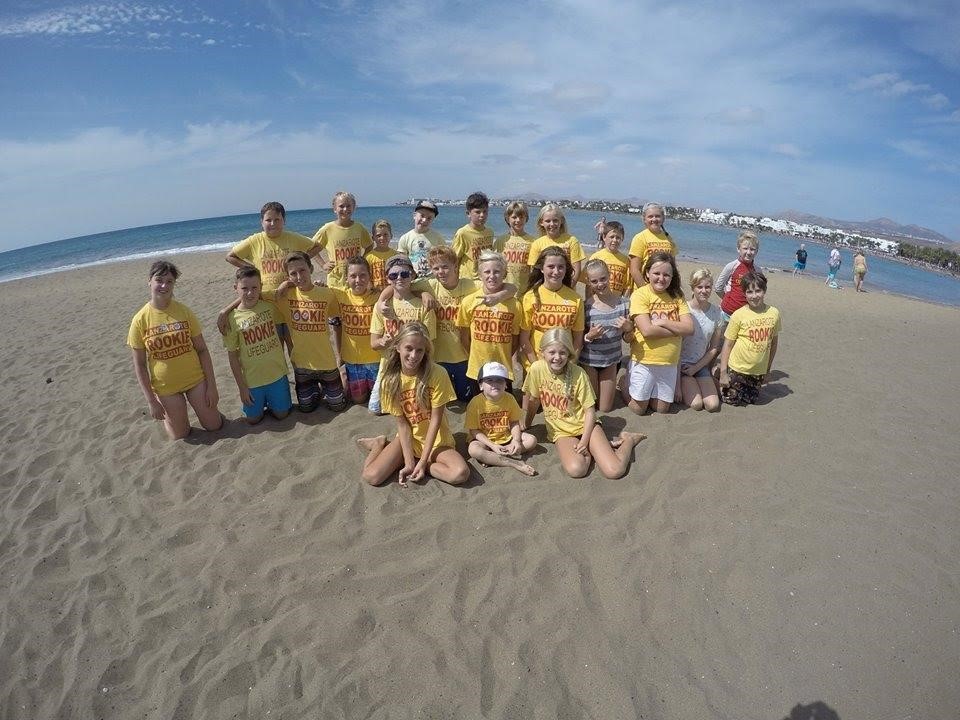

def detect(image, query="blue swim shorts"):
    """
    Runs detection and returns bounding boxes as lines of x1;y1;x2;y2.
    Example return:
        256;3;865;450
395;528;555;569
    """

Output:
243;375;293;419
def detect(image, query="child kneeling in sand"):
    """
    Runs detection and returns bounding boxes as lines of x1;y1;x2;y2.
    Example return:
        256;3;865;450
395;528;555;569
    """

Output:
522;329;645;479
128;260;223;440
357;322;470;487
466;361;538;476
223;267;293;423
719;270;781;406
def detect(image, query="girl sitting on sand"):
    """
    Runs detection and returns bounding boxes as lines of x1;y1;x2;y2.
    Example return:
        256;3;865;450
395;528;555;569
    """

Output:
579;259;633;413
522;328;645;479
678;268;722;412
127;260;223;440
357;322;470;487
622;252;694;415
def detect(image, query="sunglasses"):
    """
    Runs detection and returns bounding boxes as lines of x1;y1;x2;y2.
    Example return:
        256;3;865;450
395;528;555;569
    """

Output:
387;270;412;280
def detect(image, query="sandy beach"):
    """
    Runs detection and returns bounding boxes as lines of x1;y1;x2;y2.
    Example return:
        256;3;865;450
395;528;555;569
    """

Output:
1;252;958;719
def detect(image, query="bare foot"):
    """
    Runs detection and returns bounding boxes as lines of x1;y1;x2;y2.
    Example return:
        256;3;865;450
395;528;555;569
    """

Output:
615;431;648;448
357;435;386;452
507;458;537;476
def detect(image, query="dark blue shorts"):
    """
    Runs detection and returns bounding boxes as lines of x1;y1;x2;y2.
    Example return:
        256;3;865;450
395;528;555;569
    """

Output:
243;375;293;418
440;361;477;402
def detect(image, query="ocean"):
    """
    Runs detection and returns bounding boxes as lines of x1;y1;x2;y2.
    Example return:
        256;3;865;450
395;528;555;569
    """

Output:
1;206;958;307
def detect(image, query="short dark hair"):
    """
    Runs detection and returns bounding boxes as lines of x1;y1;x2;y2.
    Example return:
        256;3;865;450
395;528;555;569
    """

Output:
235;266;261;281
739;270;768;292
466;192;489;211
346;255;370;272
285;251;313;271
260;201;286;219
149;260;180;279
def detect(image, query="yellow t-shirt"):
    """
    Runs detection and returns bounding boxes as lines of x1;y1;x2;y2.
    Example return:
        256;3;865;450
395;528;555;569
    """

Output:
334;288;380;365
587;248;633;296
522;285;585;358
628;228;678;267
223;300;289;388
452;224;495;279
127;300;205;396
265;287;340;371
312;221;372;290
381;363;456;456
527;234;586;266
456;290;523;380
628;285;690;366
365;247;396;291
725;305;782;375
370;296;437;352
522;360;595;442
230;231;317;291
496;232;535;295
465;392;522;445
412;277;478;364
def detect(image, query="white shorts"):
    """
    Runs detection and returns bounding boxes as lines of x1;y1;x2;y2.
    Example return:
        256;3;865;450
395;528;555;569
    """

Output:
628;361;677;403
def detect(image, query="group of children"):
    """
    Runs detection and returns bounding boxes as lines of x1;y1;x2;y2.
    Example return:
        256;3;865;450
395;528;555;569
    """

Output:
127;193;782;484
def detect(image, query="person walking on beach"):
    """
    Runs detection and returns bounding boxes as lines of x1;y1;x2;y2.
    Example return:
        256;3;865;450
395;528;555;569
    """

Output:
826;246;842;287
594;216;606;248
853;250;868;292
793;243;807;276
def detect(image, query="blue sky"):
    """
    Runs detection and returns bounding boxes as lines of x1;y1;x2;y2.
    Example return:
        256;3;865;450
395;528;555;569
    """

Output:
1;0;958;251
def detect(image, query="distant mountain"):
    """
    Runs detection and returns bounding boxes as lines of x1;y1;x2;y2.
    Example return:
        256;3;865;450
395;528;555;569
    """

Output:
778;210;955;247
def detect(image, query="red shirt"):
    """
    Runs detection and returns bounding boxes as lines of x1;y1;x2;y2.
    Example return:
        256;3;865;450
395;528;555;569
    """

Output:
721;261;753;315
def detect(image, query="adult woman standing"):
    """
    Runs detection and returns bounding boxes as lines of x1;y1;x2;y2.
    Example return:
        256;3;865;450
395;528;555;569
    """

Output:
853;250;868;292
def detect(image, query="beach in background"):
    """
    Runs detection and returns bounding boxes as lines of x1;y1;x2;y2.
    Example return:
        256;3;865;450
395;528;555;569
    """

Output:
1;251;957;718
2;206;958;307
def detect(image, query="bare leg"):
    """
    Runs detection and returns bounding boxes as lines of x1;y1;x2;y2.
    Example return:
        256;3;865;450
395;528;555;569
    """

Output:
555;436;591;478
652;398;672;414
185;380;223;431
357;435;403;486
583;364;600;407
157;393;191;440
427;447;471;485
468;441;536;476
619;372;649;414
696;375;721;412
596;364;618;412
590;430;647;479
680;374;704;410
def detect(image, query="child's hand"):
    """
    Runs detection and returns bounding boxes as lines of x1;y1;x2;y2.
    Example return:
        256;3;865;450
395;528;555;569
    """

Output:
586;323;605;342
719;371;730;388
612;316;632;333
377;300;398;321
148;396;166;421
205;385;219;409
573;438;590;456
503;439;521;456
275;280;295;298
398;461;424;486
239;388;254;407
680;363;694;376
323;260;335;273
421;294;438;311
216;310;231;336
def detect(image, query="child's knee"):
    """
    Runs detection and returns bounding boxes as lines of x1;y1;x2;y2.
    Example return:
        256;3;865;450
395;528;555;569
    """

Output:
361;467;386;486
689;397;704;411
704;397;721;412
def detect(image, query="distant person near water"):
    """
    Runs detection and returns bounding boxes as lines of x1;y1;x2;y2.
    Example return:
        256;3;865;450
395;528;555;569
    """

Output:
826;246;842;288
594;216;606;248
793;243;807;276
853;249;868;292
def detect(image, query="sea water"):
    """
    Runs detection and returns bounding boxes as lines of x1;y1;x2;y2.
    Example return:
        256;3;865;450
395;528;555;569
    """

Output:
1;206;957;307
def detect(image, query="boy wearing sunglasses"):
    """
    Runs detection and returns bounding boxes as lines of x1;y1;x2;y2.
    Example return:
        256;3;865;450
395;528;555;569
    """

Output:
367;255;437;414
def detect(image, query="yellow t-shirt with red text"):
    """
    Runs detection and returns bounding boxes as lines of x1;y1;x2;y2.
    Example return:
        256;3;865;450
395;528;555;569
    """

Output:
223;300;289;388
496;232;535;295
628;228;677;267
456;290;523;380
521;360;595;442
312;221;372;290
381;363;456;456
527;234;586;265
522;285;585;358
452;224;495;279
629;285;690;366
412;277;478;364
587;248;633;296
127;300;205;396
265;287;340;371
366;247;396;290
465;392;522;445
334;288;380;365
230;231;317;291
725;305;782;376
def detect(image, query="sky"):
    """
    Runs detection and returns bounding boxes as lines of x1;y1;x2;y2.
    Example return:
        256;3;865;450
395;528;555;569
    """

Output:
1;0;958;251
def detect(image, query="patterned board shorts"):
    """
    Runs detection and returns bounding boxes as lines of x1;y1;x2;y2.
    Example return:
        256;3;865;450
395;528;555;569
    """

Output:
294;367;347;412
721;369;763;406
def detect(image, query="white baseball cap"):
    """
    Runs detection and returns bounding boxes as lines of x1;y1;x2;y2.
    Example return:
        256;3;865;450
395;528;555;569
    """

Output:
478;361;510;382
